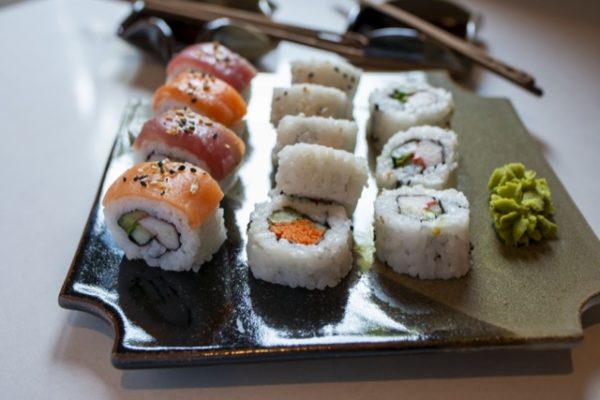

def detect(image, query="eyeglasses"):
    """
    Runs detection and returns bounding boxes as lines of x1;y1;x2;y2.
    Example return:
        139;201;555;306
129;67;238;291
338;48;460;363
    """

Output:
118;0;480;75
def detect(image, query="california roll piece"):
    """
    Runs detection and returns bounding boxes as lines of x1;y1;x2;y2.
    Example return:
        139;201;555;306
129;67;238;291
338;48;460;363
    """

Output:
152;71;246;127
272;114;358;163
270;84;349;125
275;143;368;214
133;108;245;193
166;42;257;93
247;195;352;290
368;82;453;150
376;126;458;189
103;160;226;272
291;59;362;99
374;186;470;279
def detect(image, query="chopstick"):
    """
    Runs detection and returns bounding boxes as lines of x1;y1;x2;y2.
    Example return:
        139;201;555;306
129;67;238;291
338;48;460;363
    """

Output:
140;0;500;80
360;0;543;96
144;0;368;49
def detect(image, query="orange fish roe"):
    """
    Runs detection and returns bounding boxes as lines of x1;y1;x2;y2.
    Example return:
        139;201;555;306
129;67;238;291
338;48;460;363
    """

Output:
269;219;325;245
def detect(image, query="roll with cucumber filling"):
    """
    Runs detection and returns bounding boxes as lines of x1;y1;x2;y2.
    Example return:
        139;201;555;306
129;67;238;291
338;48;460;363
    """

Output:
374;186;470;280
246;195;352;290
103;160;226;272
367;81;454;150
376;126;458;190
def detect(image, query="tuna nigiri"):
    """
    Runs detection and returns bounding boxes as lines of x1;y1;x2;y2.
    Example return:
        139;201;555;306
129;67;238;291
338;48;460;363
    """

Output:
133;108;245;192
152;71;247;127
103;160;226;272
166;42;257;93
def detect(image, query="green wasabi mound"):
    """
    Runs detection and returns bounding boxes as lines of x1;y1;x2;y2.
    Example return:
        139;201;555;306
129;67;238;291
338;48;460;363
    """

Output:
487;163;557;246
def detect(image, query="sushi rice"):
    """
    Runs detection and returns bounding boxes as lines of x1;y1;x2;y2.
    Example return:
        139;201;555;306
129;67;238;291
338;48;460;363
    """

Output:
246;195;352;290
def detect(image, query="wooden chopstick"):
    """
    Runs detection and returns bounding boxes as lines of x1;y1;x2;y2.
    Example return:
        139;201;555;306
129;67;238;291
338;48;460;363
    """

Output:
144;0;368;49
360;0;543;96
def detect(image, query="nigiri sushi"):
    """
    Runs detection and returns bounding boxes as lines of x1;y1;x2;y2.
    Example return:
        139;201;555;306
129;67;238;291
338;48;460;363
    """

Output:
133;108;245;193
103;160;226;272
166;42;257;93
152;71;246;127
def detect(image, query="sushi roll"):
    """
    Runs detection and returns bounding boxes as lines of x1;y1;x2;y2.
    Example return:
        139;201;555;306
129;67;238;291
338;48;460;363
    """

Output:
374;186;470;279
133;108;245;193
291;59;362;99
272;114;358;164
368;82;453;150
275;143;368;214
166;42;257;94
152;71;246;127
102;160;226;272
246;194;352;290
270;84;349;125
376;126;458;190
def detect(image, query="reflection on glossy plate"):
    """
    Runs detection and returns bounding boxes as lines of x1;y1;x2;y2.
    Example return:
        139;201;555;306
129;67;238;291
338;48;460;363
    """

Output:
59;71;600;369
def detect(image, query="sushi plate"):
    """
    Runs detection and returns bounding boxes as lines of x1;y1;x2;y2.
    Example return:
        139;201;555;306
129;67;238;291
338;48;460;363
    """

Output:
59;71;600;369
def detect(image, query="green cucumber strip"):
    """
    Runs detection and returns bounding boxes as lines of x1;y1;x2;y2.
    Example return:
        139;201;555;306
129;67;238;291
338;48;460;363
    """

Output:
129;225;155;246
268;207;326;230
118;210;149;234
391;152;412;168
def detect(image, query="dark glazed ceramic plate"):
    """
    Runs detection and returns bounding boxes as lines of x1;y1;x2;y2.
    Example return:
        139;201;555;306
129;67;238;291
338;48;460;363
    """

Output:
59;72;600;369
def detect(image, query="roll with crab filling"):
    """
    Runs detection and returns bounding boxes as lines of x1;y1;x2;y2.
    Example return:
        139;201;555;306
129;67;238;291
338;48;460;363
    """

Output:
103;160;226;272
152;71;246;128
166;42;257;94
368;81;453;150
246;195;352;290
133;108;245;193
376;126;458;190
374;186;470;279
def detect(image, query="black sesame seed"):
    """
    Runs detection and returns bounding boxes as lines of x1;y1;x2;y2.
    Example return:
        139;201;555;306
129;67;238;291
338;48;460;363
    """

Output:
212;133;217;139
122;177;126;182
178;165;185;171
169;169;175;175
140;181;147;187
190;167;197;173
374;104;380;111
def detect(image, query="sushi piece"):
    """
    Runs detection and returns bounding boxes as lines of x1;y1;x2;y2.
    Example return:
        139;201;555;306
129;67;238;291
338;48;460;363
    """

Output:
102;160;226;272
166;42;257;94
374;186;470;279
368;81;453;150
152;71;246;127
272;114;358;164
275;143;368;214
270;84;349;125
376;126;458;190
246;194;352;290
291;58;362;99
133;108;245;193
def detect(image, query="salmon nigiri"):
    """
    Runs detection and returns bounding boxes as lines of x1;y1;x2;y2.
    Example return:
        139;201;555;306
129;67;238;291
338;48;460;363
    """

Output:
133;108;245;192
152;71;246;127
102;160;226;272
167;42;257;93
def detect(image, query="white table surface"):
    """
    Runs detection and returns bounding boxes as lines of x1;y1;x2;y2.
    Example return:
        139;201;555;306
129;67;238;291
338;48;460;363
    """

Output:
1;0;599;398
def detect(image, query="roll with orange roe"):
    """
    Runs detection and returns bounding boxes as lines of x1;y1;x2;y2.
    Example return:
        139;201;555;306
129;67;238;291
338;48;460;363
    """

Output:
246;194;352;290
